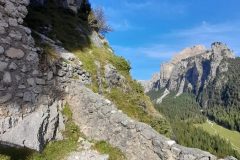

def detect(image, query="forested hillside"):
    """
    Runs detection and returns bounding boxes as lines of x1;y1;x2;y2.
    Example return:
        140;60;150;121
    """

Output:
148;90;240;159
202;57;240;131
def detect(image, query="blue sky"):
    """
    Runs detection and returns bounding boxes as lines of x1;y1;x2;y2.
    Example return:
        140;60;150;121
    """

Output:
91;0;240;80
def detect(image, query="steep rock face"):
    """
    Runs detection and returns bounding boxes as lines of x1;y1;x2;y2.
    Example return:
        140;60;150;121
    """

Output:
30;0;85;13
139;73;161;93
140;45;207;93
142;43;235;105
160;45;206;88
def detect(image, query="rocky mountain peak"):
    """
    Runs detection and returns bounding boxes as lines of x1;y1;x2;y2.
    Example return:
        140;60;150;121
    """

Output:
141;42;235;97
171;45;206;64
211;42;235;59
139;73;160;93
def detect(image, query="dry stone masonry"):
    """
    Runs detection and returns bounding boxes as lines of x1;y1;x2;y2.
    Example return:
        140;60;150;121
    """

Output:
0;0;66;151
0;0;39;105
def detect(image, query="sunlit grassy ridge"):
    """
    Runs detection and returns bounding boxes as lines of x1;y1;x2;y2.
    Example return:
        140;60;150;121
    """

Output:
74;46;172;137
196;121;240;153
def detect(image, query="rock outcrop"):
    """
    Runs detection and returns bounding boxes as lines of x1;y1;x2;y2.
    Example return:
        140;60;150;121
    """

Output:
141;43;235;104
139;73;161;93
0;0;91;151
66;81;233;160
30;0;87;13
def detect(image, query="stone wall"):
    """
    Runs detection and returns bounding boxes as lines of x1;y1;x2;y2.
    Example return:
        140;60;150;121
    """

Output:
0;0;64;151
0;0;41;107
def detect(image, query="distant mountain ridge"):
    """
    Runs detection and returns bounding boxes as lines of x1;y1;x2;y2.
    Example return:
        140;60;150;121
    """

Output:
141;42;240;131
141;42;234;96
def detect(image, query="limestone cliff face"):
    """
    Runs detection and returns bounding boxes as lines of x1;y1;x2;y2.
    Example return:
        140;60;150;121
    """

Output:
142;42;235;105
139;73;161;93
140;45;207;93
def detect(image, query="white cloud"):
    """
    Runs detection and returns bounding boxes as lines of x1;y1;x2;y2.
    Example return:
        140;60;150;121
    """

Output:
112;44;178;59
173;21;240;37
91;0;189;32
112;20;240;61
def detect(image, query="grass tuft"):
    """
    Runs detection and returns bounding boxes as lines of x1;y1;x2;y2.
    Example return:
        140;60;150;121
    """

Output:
93;141;126;160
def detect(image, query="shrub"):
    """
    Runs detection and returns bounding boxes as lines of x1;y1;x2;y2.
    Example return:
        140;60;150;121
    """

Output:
88;7;113;35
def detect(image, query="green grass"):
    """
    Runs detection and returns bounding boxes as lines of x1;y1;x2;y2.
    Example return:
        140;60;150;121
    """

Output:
0;155;9;160
196;121;240;153
93;141;126;160
75;46;172;137
105;88;172;137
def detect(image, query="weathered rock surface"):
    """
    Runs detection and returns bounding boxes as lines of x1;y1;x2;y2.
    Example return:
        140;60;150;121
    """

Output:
139;73;161;93
0;100;64;151
65;81;232;160
91;31;109;48
67;151;109;160
104;63;127;91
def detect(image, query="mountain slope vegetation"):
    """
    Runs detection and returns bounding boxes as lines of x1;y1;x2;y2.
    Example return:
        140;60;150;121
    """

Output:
202;57;240;131
148;90;240;159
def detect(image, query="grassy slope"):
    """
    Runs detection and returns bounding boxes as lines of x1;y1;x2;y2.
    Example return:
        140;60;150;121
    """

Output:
74;46;172;137
25;0;172;137
196;121;240;153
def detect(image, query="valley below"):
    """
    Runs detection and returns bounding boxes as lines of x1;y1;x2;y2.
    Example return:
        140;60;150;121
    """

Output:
196;120;240;153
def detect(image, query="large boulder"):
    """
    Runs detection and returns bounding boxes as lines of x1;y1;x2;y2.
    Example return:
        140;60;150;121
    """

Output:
0;101;64;151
